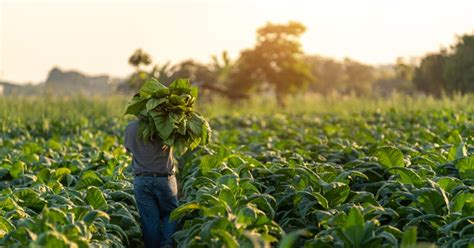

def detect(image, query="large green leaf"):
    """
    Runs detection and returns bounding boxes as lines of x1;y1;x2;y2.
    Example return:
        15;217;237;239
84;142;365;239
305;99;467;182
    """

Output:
447;143;467;161
0;196;18;211
44;207;69;225
30;231;76;248
190;86;198;99
139;78;167;98
168;78;191;94
451;192;474;216
436;177;462;192
145;98;167;112
0;217;15;238
76;170;103;190
199;155;221;174
9;161;26;179
297;190;329;211
400;226;417;248
86;186;108;210
323;182;350;208
455;155;474;180
154;115;175;140
389;167;424;186
218;188;235;209
187;113;203;136
13;188;47;210
53;167;71;181
108;191;135;206
236;205;257;226
376;147;405;168
416;188;449;215
175;136;190;156
82;210;110;226
124;96;147;116
170;202;201;220
341;207;366;247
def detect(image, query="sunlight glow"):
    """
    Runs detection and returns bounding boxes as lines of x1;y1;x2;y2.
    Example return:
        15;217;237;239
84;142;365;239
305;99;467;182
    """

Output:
1;0;473;83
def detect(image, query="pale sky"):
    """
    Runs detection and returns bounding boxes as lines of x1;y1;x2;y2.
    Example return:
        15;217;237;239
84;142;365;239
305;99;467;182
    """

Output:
0;0;473;84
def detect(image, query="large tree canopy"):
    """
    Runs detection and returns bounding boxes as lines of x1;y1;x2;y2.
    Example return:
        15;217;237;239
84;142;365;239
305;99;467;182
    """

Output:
229;21;313;106
127;49;153;91
443;34;474;93
122;28;474;99
414;33;474;96
413;53;447;96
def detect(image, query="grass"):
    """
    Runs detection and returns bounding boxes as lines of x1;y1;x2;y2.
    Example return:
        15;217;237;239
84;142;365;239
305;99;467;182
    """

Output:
4;92;472;121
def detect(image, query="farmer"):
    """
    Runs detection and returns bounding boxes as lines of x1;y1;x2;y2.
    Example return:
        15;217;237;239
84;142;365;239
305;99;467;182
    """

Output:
124;118;178;248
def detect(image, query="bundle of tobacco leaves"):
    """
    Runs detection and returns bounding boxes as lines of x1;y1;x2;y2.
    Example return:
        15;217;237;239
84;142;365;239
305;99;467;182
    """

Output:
125;78;211;155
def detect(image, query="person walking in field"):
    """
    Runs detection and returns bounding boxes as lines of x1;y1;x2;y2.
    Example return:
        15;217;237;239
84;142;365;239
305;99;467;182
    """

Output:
124;119;178;248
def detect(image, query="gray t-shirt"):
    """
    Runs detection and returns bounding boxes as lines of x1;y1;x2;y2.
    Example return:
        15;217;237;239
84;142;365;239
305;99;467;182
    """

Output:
124;120;175;175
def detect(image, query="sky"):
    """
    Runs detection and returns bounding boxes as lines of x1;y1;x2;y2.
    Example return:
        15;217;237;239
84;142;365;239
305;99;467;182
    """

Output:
0;0;473;84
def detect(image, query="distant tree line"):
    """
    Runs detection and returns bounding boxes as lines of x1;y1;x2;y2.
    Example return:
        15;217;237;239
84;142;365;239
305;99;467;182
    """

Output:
123;22;474;105
413;34;474;96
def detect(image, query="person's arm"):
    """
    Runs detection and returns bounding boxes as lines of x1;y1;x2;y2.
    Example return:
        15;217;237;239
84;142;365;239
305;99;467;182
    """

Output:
124;127;131;153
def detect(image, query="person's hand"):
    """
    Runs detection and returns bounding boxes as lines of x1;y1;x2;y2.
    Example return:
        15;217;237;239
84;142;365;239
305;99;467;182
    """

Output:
162;145;168;151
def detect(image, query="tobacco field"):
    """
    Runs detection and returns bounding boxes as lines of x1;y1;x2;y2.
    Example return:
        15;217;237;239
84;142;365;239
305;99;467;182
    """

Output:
0;97;473;247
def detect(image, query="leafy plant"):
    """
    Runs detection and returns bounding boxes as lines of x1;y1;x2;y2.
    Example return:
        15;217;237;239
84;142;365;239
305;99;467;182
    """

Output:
1;96;473;247
125;78;212;155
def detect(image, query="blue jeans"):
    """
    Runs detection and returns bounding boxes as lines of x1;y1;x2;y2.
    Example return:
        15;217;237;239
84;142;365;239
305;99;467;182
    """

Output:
133;175;178;248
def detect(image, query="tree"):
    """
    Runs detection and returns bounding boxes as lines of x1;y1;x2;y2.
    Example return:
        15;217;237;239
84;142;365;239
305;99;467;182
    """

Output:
413;53;447;96
129;49;152;70
127;49;152;90
170;60;215;84
412;32;474;96
170;59;248;100
443;33;474;93
229;21;313;106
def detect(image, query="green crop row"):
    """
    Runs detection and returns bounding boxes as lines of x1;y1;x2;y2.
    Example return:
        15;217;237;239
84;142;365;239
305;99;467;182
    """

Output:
0;113;143;247
173;112;473;247
0;97;473;247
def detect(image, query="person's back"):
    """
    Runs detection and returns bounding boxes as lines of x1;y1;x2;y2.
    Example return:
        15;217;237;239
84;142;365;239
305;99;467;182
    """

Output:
124;120;178;248
124;120;175;175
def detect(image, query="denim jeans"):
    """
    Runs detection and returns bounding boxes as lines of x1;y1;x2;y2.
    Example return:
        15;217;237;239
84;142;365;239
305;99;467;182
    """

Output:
133;175;178;248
